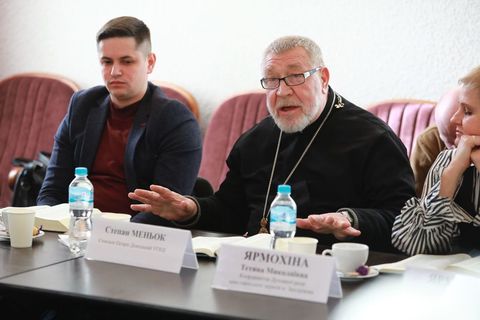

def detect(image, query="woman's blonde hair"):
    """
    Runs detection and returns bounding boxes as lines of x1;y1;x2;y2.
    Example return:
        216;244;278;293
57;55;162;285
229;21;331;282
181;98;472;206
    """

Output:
459;65;480;92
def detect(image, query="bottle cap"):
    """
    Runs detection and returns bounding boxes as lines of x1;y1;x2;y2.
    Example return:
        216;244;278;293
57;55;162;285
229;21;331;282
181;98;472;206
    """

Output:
277;184;291;194
75;167;88;176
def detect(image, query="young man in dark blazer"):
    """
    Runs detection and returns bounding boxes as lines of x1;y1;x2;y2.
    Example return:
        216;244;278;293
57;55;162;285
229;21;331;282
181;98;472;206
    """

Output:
38;16;201;226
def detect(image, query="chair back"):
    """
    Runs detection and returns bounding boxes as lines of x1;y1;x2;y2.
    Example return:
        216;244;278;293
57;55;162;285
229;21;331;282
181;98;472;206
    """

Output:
199;91;268;191
367;99;436;157
0;73;79;207
152;80;200;121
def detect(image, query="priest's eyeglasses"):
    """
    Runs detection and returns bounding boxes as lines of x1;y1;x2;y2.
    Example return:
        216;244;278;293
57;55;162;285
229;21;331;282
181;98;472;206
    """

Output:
260;67;321;90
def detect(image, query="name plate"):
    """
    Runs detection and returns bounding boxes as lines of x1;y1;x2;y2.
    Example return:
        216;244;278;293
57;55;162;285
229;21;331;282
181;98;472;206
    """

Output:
85;218;198;273
212;244;341;303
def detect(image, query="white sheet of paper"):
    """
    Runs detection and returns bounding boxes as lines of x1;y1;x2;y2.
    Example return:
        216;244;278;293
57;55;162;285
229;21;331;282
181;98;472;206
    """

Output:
212;243;341;303
85;218;198;273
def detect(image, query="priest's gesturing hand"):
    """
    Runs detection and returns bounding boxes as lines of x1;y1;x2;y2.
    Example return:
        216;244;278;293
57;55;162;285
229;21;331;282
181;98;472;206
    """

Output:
296;213;361;240
128;185;197;222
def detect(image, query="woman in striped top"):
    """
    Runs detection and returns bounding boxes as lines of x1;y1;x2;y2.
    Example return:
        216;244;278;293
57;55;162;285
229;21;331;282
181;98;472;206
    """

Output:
392;66;480;255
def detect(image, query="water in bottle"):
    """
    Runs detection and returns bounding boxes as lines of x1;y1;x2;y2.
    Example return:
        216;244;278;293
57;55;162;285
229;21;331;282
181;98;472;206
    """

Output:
269;184;297;248
68;167;93;255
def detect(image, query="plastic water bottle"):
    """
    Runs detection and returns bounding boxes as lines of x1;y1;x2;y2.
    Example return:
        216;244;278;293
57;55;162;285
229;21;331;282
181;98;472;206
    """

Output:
269;184;297;248
68;167;93;255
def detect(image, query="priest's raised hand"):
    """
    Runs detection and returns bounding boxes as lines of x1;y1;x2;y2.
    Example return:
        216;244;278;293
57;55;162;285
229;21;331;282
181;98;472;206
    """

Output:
128;185;197;223
296;213;361;240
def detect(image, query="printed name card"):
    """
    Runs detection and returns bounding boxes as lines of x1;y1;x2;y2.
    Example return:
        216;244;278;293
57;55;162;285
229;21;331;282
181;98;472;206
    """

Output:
85;218;198;273
212;244;342;303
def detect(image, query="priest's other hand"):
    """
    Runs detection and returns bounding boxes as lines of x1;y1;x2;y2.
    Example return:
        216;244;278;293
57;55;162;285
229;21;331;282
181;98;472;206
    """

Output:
296;213;361;240
128;185;197;222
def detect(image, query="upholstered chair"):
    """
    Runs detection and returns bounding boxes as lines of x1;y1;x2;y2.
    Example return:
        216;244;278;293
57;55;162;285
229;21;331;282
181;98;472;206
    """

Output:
199;91;268;191
367;99;436;157
0;73;79;207
152;80;200;121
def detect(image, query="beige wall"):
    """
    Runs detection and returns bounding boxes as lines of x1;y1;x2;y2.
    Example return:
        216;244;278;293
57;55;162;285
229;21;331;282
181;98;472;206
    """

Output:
1;0;479;130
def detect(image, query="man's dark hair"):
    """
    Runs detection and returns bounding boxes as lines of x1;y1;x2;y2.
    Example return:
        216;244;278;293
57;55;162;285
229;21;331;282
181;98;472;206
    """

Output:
96;16;151;53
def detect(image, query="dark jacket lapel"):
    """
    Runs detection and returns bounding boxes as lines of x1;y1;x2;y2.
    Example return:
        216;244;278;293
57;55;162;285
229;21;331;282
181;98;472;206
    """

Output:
124;84;155;190
79;96;109;168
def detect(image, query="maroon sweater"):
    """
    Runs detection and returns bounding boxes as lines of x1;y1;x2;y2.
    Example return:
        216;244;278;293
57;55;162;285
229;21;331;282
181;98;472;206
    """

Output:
89;102;140;215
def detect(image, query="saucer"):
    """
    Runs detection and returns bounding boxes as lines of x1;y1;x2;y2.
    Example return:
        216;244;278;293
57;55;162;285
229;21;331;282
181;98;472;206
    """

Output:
0;230;45;241
337;267;379;281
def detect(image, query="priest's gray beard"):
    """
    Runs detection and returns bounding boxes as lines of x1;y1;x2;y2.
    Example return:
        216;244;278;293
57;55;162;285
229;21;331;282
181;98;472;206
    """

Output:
267;102;322;133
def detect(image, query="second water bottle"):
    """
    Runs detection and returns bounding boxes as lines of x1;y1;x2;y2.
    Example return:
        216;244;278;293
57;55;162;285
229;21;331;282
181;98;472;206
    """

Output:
269;184;297;248
68;167;93;255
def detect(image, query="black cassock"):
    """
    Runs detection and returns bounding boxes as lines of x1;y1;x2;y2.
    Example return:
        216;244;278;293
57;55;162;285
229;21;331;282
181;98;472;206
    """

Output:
197;87;415;252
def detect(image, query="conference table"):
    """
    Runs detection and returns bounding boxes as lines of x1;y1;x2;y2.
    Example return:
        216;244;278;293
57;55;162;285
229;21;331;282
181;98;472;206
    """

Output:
0;231;75;278
1;231;478;320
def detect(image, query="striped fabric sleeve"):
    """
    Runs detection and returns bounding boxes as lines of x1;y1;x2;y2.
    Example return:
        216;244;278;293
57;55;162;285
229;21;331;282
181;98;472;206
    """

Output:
392;149;475;255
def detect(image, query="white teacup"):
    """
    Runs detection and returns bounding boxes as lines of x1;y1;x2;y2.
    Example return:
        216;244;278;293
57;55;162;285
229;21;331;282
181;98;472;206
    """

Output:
99;212;131;222
274;237;318;255
274;238;290;252
3;207;36;248
322;242;369;273
287;237;318;255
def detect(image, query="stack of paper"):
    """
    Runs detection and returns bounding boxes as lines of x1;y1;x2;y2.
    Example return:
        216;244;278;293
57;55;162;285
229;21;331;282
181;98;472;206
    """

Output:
35;204;71;232
35;204;103;232
373;253;480;277
192;233;273;258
